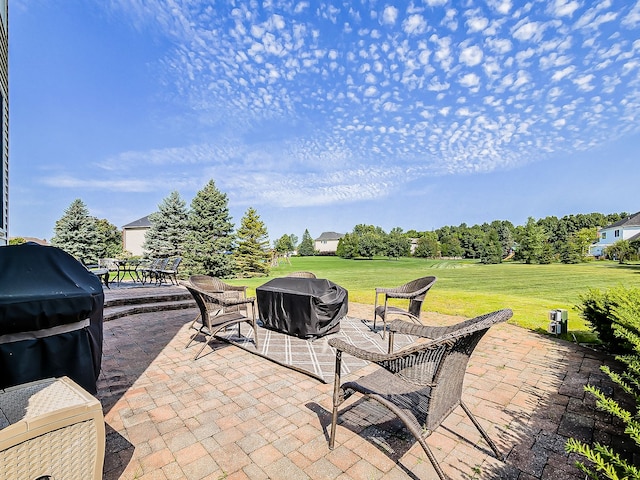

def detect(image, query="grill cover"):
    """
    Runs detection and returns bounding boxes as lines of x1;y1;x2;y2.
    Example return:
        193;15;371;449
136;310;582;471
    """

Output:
256;277;348;339
0;244;104;393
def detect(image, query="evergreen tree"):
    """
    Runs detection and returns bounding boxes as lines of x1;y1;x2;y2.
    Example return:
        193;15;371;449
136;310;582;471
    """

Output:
51;199;101;264
182;180;235;277
234;207;270;277
95;218;123;258
298;229;315;256
143;191;189;258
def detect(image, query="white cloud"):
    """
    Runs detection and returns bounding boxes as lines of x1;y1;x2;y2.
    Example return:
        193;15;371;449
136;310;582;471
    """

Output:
403;14;428;35
551;65;575;81
622;0;640;28
549;0;580;17
487;0;513;15
382;6;398;26
466;16;489;33
486;37;512;54
432;35;453;71
459;73;481;89
459;45;484;66
512;20;544;42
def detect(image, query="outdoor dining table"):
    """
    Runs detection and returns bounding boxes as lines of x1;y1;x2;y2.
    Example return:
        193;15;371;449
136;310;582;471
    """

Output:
256;277;348;339
115;259;142;284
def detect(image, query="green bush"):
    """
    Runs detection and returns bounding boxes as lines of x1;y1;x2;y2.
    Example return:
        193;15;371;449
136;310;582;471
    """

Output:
577;287;636;353
566;286;640;478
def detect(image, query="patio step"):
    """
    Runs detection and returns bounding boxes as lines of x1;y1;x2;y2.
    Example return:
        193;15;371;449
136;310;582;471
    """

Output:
103;290;196;322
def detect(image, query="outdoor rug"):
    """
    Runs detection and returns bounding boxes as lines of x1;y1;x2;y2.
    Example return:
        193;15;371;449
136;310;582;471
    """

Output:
214;316;417;383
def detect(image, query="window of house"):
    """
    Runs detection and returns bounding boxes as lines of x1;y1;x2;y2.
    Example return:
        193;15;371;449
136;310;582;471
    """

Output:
601;232;606;239
615;230;620;237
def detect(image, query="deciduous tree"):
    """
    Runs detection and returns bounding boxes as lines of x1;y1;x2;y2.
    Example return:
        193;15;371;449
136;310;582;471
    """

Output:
385;227;411;259
96;218;123;258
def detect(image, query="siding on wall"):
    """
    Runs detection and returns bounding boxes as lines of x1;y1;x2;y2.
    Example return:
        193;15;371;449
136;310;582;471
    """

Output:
0;0;8;245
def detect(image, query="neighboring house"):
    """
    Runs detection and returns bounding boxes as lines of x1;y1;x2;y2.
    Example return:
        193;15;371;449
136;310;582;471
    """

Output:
589;211;640;257
314;231;344;254
122;215;151;256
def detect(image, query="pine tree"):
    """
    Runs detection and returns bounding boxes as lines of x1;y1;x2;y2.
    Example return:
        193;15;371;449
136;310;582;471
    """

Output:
234;207;270;277
298;229;315;256
182;180;235;277
143;191;189;258
51;199;101;264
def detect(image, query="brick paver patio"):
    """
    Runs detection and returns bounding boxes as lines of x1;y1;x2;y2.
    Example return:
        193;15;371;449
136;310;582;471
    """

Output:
99;285;626;479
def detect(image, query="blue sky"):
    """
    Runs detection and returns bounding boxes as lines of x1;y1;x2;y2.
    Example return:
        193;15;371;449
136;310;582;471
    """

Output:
9;0;640;244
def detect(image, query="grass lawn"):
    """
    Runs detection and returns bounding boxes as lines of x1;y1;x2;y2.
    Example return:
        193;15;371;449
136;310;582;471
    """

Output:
227;256;640;342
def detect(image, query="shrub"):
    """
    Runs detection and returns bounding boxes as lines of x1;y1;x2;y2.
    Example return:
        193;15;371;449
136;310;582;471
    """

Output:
577;287;635;353
566;286;640;478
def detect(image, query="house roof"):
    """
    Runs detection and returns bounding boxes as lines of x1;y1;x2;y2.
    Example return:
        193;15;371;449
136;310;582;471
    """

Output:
629;232;640;243
315;231;344;241
123;215;152;229
604;211;640;229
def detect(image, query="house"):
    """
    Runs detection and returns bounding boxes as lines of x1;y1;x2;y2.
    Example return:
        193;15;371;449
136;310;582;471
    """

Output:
122;215;151;256
314;231;344;254
589;211;640;257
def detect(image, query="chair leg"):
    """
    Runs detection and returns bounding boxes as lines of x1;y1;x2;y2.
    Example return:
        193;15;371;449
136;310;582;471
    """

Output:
329;350;343;450
460;401;504;461
415;436;448;480
193;333;211;360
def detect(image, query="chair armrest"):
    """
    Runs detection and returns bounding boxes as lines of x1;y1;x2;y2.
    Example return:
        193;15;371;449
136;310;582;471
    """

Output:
223;295;256;307
375;287;399;295
388;319;441;338
381;290;419;299
226;284;247;292
328;338;393;362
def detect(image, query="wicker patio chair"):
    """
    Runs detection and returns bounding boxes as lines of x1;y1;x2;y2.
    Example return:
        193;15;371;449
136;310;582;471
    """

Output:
187;275;250;331
373;276;437;337
286;271;317;278
189;275;248;301
329;308;513;480
184;281;258;360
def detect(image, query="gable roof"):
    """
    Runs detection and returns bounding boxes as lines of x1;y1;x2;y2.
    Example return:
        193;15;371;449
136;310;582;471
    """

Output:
315;231;344;241
604;211;640;229
123;215;152;229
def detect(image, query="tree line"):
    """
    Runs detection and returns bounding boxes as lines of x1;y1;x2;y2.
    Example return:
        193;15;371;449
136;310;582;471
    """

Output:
47;180;274;278
38;182;636;279
333;212;636;264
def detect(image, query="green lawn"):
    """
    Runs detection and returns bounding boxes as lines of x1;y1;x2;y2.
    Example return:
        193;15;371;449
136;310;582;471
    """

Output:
226;257;640;342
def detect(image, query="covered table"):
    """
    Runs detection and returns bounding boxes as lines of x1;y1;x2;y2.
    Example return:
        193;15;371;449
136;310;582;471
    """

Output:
256;277;348;339
0;244;104;394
